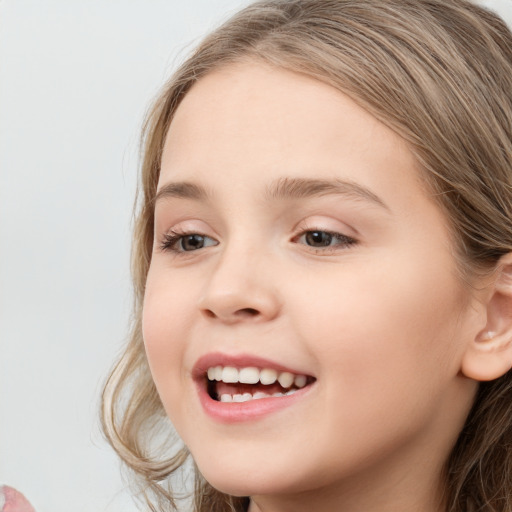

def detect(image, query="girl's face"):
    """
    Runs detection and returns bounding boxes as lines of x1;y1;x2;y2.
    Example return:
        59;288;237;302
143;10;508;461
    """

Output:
143;62;482;509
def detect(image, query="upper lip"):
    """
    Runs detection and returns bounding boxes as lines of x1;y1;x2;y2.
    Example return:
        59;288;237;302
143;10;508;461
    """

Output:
192;352;313;380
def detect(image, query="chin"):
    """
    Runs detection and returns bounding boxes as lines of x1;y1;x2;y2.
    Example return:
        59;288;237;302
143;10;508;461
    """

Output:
194;454;310;498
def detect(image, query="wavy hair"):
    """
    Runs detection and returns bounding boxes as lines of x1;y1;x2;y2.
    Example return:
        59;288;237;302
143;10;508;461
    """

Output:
101;1;512;510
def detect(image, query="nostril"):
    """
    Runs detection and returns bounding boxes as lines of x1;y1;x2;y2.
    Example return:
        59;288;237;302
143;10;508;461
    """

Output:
237;307;260;317
201;306;261;321
201;307;260;320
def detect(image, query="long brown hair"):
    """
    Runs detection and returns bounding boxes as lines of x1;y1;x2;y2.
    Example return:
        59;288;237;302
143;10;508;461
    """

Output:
101;1;512;510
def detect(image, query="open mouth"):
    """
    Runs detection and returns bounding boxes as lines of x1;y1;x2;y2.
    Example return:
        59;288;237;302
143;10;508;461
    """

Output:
206;366;315;403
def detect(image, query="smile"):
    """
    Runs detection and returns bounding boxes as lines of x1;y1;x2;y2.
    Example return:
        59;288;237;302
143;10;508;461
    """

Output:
207;366;309;403
193;353;316;422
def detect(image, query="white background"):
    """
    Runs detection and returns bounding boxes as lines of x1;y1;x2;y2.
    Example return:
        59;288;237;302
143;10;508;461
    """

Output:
0;1;510;511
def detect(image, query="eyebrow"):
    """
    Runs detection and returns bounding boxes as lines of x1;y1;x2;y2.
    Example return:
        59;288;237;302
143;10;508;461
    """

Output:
154;181;211;204
265;177;389;211
154;177;389;211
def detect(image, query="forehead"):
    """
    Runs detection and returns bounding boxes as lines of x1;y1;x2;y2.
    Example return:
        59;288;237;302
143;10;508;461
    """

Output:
160;61;425;213
165;61;406;159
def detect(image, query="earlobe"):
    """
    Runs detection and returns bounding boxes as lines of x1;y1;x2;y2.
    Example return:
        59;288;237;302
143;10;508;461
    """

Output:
461;253;512;382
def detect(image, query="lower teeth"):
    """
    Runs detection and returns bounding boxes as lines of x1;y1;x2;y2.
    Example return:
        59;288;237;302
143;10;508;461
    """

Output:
219;389;297;403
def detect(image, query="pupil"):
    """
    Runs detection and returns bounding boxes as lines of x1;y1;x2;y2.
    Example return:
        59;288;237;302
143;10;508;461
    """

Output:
182;234;205;251
306;231;332;247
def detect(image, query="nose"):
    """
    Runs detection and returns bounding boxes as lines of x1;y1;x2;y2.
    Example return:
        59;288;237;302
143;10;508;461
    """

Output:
197;245;282;324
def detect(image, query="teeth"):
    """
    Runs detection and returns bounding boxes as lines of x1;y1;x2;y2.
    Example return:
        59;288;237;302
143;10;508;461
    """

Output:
294;375;307;388
260;368;278;385
207;365;309;389
221;366;239;383
239;367;260;384
233;393;253;403
218;389;297;403
277;372;294;388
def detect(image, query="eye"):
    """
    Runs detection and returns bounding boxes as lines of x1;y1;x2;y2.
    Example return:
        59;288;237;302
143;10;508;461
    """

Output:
294;229;357;250
160;230;219;253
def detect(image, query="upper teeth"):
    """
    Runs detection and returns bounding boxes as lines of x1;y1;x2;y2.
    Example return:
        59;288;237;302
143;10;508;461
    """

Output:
207;366;308;389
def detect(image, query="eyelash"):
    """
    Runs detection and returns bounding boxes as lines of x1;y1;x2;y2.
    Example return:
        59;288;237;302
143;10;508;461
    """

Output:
159;229;216;253
159;227;357;254
293;228;357;253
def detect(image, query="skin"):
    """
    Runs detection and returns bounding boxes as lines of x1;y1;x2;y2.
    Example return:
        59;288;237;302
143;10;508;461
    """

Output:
1;486;36;512
142;61;488;512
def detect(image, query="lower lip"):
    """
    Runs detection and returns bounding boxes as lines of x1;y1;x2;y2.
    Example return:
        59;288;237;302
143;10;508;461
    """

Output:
196;381;313;423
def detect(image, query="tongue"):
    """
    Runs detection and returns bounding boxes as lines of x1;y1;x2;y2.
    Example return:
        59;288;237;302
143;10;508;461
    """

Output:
216;381;287;396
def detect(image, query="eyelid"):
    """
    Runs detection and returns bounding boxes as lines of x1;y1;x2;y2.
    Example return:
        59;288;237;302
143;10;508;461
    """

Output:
293;228;357;246
291;219;359;252
294;213;359;235
158;227;219;253
155;216;358;255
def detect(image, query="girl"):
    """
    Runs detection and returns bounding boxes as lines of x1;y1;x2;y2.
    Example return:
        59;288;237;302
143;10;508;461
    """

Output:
101;1;512;511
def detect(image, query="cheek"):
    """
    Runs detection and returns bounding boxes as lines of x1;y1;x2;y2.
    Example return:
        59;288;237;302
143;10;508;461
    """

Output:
290;251;466;411
142;274;206;436
275;255;471;476
142;269;196;400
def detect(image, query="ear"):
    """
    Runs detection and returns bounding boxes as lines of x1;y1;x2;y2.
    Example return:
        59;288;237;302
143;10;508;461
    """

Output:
461;253;512;382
